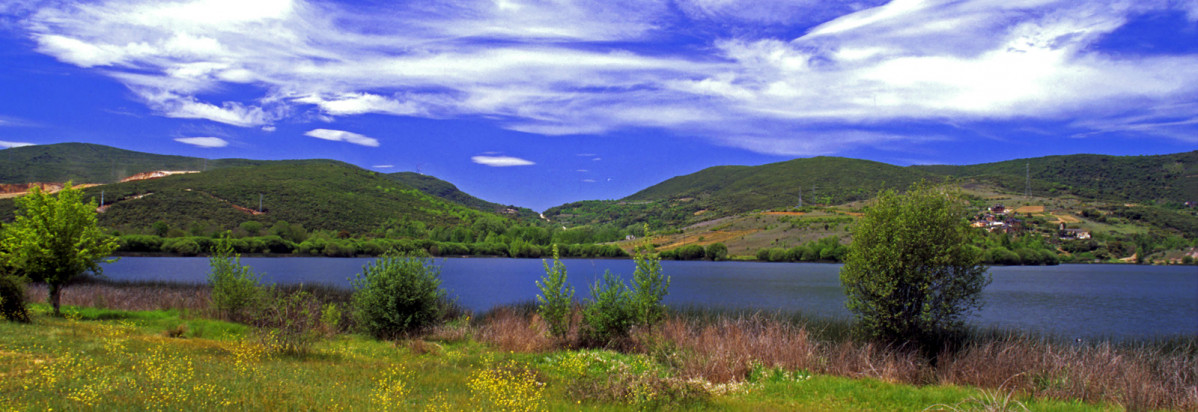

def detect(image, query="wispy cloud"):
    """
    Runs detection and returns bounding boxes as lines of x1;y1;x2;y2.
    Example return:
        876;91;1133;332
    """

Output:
15;0;1198;155
174;136;228;147
304;128;380;147
372;164;394;169
472;155;535;167
0;140;34;148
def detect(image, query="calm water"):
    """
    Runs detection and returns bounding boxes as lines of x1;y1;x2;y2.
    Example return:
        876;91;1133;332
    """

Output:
97;257;1198;340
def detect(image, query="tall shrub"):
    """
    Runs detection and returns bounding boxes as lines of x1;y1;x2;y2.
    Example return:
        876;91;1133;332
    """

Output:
581;271;634;346
0;272;30;322
208;232;265;321
629;250;669;327
536;245;573;340
352;255;446;339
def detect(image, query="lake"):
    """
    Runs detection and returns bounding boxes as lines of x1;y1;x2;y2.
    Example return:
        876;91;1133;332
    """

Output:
97;257;1198;340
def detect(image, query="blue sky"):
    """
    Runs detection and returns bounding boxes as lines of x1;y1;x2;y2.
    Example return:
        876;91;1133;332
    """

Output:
0;0;1196;211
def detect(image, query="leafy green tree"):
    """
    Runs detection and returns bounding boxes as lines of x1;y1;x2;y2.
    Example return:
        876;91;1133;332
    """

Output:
840;182;989;348
706;243;728;261
537;245;574;340
0;183;118;315
240;221;264;237
152;220;170;237
629;250;669;327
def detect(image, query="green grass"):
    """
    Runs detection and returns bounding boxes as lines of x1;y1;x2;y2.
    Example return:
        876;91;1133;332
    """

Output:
0;304;1120;411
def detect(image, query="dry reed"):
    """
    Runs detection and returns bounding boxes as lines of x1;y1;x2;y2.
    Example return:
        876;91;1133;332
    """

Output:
26;281;211;313
475;307;555;353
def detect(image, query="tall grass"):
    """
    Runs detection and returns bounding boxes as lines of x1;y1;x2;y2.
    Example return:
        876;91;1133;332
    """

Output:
480;305;1198;410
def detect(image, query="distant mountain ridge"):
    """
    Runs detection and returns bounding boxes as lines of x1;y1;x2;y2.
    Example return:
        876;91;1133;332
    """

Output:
73;160;491;234
546;151;1197;229
913;151;1198;204
0;143;533;219
0;143;263;183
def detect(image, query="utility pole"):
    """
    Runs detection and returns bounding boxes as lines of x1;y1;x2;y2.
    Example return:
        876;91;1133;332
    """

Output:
798;185;802;208
1025;162;1030;198
258;193;263;213
100;190;104;206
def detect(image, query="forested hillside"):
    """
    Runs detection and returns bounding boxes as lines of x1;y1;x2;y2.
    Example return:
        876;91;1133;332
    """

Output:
386;172;539;220
72;161;489;235
915;151;1198;204
547;157;937;229
0;143;535;219
0;143;263;183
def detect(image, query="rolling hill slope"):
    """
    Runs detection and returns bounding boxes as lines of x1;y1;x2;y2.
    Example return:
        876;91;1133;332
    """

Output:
74;160;494;234
546;157;939;228
913;151;1198;203
0;143;535;219
386;172;539;220
0;143;263;183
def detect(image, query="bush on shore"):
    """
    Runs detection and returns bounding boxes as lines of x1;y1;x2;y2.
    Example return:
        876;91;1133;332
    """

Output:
351;255;447;339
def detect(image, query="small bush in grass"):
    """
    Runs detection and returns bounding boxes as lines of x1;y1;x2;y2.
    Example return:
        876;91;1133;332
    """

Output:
319;302;343;336
536;245;573;341
581;271;635;346
254;290;323;354
208;232;265;322
0;273;30;322
352;255;446;339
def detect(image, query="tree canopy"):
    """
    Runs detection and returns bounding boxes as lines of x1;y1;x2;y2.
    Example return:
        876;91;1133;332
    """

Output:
0;183;118;315
839;182;989;349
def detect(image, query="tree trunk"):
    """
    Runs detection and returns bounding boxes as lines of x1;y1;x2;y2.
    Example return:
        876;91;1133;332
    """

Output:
49;283;61;316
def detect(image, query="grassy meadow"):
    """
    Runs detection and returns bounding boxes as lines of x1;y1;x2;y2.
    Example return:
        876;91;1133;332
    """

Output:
3;280;1193;411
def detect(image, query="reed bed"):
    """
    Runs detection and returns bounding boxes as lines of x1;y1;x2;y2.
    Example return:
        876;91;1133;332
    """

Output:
26;279;211;313
479;308;1198;411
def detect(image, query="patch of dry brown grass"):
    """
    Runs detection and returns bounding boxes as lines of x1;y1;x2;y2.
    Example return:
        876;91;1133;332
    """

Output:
623;313;1196;410
475;307;556;353
938;338;1198;411
27;281;211;313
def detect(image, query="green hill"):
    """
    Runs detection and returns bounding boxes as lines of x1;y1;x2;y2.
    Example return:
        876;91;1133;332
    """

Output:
546;157;938;228
0;143;263;183
386;172;539;221
0;143;537;219
74;160;494;235
914;151;1198;204
627;156;938;209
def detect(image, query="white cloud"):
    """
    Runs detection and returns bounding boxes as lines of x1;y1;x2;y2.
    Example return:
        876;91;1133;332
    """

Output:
174;136;228;147
133;88;277;127
372;164;394;168
304;128;380;147
0;140;35;148
14;0;1198;155
581;178;597;183
471;155;535;167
